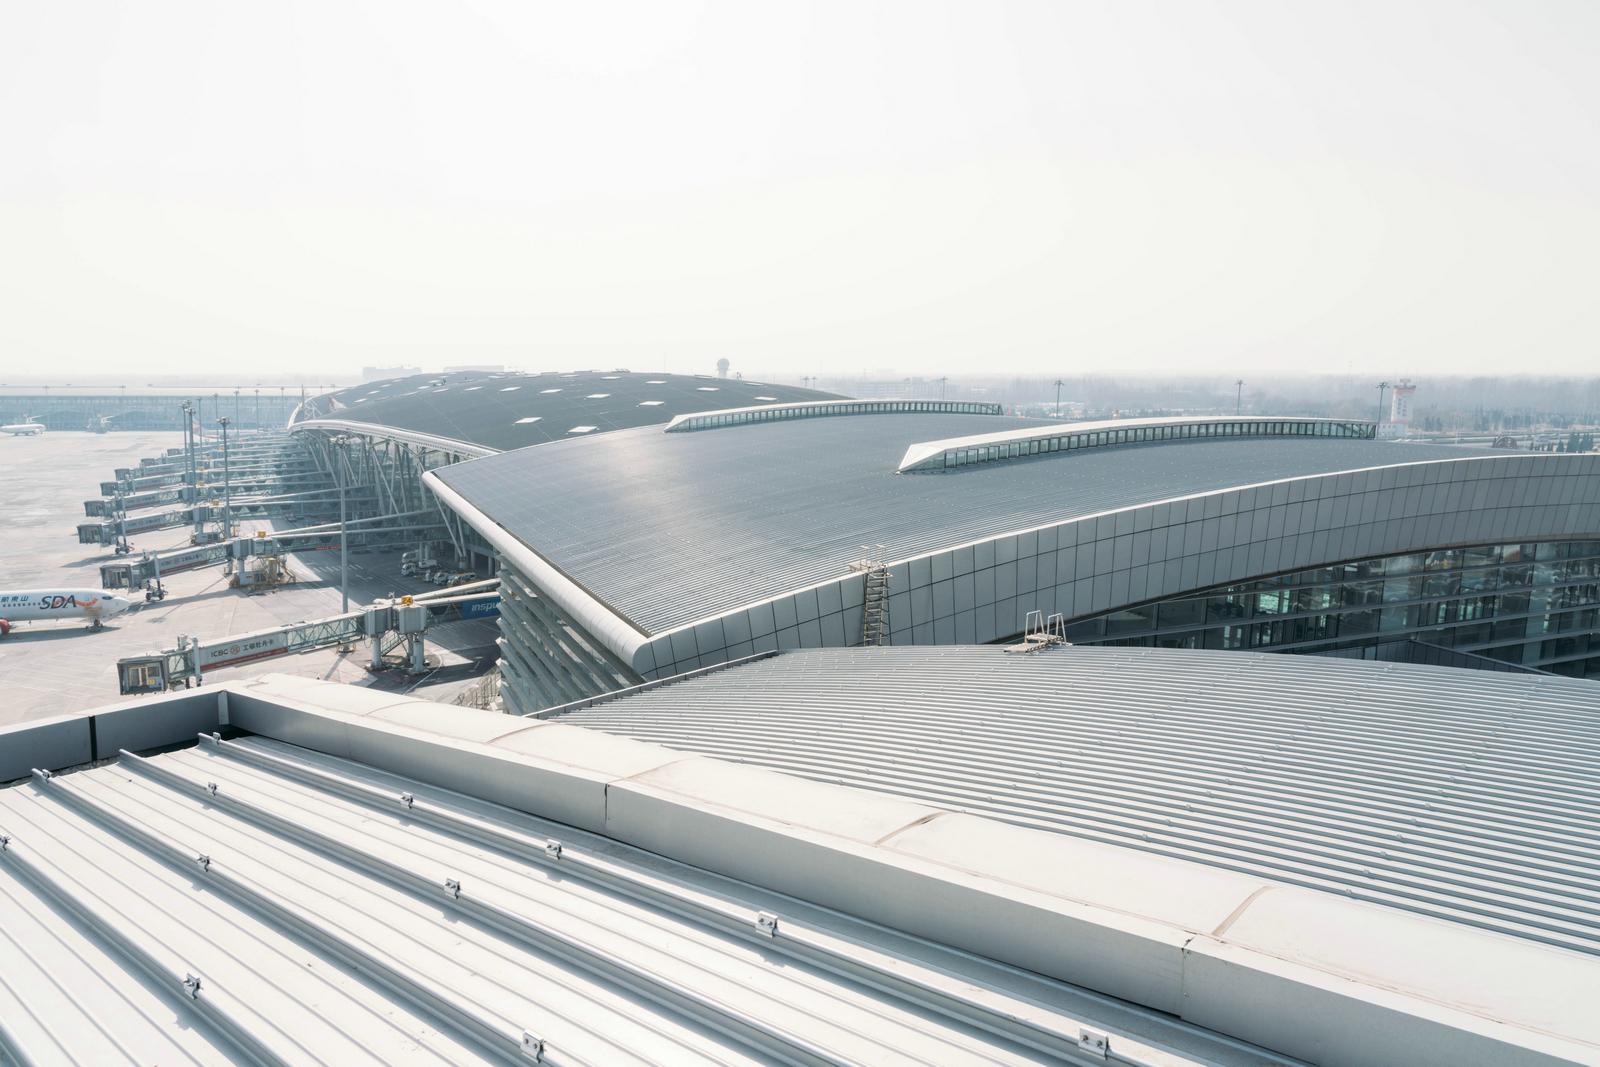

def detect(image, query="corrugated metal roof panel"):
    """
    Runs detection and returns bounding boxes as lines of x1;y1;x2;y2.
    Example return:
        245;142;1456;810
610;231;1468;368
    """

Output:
433;417;1504;632
554;645;1600;957
0;732;1288;1066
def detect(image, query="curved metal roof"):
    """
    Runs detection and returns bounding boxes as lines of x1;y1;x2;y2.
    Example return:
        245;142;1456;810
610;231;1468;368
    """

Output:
432;413;1504;633
294;369;843;452
554;644;1600;958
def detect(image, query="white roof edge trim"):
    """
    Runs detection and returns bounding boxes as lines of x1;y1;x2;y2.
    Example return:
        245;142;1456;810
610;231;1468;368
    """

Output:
292;418;499;458
898;415;1378;472
422;470;649;659
664;398;1003;433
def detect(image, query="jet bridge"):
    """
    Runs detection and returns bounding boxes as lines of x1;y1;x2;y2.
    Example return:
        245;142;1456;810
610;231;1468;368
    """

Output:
115;581;500;693
76;488;379;545
100;472;183;495
77;504;221;544
96;509;447;588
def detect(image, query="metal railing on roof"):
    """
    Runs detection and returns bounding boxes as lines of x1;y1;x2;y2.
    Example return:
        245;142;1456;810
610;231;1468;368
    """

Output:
664;398;1003;433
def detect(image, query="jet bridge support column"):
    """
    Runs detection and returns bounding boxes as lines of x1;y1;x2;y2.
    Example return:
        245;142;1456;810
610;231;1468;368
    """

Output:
397;601;429;675
364;604;389;671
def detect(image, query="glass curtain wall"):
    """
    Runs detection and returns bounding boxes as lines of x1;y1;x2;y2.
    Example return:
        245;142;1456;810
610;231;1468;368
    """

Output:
1058;540;1600;678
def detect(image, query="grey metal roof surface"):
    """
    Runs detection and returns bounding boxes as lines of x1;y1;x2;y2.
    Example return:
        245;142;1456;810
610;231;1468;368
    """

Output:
294;370;842;452
555;645;1600;957
433;415;1501;632
0;732;1279;1067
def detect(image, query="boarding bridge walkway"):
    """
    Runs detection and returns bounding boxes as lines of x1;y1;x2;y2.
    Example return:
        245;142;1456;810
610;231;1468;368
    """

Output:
84;473;334;516
77;487;382;544
96;508;447;588
116;580;500;693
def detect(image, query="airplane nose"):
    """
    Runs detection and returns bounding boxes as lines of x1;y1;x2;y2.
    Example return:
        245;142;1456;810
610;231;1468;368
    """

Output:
107;596;132;615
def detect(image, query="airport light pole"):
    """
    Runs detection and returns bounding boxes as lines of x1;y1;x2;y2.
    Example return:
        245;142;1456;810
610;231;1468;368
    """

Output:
114;491;130;555
218;416;233;540
334;435;351;613
180;400;194;533
179;401;189;489
1235;379;1244;416
1377;381;1390;430
1055;379;1064;418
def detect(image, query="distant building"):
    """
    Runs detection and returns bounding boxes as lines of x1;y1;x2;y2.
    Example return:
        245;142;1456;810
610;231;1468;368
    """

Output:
443;364;505;374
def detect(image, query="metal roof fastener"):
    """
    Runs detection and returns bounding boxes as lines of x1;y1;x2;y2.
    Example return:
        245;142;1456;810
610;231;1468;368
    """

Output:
544;839;563;860
184;973;203;999
519;1030;545;1061
756;911;779;937
444;878;461;900
1077;1027;1109;1058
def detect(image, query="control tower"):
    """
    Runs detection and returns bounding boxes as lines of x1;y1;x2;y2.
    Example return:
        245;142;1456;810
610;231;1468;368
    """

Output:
1381;379;1416;439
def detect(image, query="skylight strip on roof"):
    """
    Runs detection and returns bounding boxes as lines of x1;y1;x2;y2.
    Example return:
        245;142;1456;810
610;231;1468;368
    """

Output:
664;398;1004;434
897;417;1379;474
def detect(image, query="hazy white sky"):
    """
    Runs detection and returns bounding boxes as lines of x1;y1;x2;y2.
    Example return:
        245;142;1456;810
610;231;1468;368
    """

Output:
2;1;1596;380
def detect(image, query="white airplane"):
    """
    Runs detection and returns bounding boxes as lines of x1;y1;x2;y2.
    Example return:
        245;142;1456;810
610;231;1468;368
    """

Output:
2;417;45;436
0;589;132;635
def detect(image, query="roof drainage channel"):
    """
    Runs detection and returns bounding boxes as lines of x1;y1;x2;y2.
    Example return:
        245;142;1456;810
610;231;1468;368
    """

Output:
665;399;1003;433
898;416;1378;473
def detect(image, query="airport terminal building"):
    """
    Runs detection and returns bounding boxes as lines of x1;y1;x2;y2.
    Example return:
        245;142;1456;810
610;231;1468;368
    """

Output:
413;401;1600;712
6;376;1600;1065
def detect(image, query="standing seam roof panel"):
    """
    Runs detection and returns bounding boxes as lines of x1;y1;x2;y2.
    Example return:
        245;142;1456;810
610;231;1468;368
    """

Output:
0;732;1285;1066
554;645;1600;956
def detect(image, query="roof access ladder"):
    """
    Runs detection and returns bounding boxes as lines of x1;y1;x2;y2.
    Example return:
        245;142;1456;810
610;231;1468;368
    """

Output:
849;546;891;646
